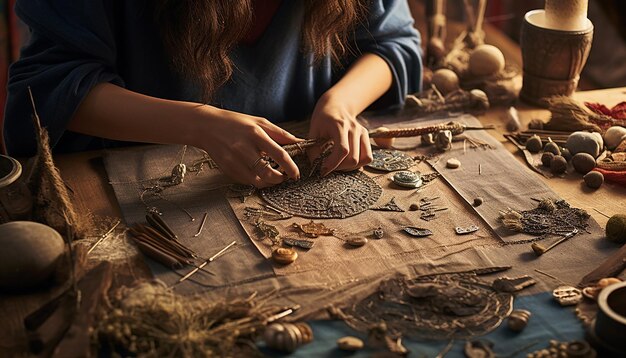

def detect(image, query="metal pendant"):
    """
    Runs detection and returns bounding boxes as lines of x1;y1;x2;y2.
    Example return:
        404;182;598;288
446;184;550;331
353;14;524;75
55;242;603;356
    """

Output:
455;225;480;235
403;227;433;237
293;221;335;238
283;237;315;250
371;197;404;212
391;171;423;189
367;149;414;172
552;285;582;306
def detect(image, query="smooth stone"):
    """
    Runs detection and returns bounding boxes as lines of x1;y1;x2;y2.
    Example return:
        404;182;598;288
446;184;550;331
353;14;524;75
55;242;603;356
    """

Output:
446;158;461;169
409;203;419;211
431;69;459;95
469;44;505;76
604;126;626;150
272;247;298;264
543;142;561;156
525;135;542;153
541;152;554;167
473;197;484;207
0;221;65;290
583;171;604;189
371;127;395;149
550;155;567;174
337;336;364;351
571;153;596;174
347;237;368;247
566;131;603;158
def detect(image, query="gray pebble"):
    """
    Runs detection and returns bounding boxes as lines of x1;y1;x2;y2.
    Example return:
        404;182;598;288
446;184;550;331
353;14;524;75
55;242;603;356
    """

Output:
561;148;572;161
550;155;567;174
446;158;461;169
541;152;554;167
584;171;604;189
571;153;596;174
566;131;603;158
526;135;542;153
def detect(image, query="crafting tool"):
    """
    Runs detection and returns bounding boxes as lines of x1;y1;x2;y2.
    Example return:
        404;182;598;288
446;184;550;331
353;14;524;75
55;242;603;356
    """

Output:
531;229;578;256
193;212;208;237
369;121;495;139
176;240;237;284
504;134;553;178
87;220;121;255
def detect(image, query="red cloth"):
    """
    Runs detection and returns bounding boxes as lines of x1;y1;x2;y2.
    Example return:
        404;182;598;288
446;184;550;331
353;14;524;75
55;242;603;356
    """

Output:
240;0;282;45
585;101;626;120
593;167;626;187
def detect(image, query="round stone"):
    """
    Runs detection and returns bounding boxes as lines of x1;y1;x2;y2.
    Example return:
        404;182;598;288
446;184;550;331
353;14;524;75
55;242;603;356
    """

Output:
446;158;461;169
525;135;542;153
606;214;626;244
571;153;596;174
604;126;626;150
566;131;603;158
0;221;65;290
272;247;298;265
431;68;460;95
435;130;453;151
583;171;604;189
561;148;572;161
409;203;419;211
541;152;554;167
469;44;505;76
337;336;364;351
473;197;484;207
421;133;434;146
392;171;422;188
543;142;561;156
550;155;567;174
347;237;368;247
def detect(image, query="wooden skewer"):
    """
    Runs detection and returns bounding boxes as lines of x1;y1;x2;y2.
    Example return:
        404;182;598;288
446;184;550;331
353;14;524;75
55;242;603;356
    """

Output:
146;213;177;240
135;241;183;269
87;220;121;254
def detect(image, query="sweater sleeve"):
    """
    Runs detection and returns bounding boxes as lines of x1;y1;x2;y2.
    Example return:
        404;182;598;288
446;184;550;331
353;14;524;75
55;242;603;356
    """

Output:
352;0;423;108
3;0;124;157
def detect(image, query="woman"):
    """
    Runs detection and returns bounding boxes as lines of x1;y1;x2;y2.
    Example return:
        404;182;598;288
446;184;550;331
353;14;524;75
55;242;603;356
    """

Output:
4;0;422;187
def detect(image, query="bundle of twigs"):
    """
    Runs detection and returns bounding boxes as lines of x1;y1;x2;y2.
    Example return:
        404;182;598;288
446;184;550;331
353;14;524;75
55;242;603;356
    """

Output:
95;281;288;357
369;121;494;138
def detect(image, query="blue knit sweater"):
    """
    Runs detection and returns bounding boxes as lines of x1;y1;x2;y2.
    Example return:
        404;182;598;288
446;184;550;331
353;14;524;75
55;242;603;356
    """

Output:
4;0;422;156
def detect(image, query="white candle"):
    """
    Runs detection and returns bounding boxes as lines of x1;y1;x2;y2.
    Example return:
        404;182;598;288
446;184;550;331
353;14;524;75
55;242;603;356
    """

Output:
544;0;588;31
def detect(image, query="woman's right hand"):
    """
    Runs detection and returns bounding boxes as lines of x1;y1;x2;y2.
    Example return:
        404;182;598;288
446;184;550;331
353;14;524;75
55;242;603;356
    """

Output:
195;106;301;188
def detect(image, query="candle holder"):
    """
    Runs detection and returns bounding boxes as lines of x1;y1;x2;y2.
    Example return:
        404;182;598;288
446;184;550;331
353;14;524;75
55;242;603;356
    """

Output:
519;9;593;107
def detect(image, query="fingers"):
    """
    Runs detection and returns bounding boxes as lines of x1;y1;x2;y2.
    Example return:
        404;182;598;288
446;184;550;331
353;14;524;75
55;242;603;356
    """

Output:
321;128;350;176
335;128;361;172
254;130;301;180
257;118;301;145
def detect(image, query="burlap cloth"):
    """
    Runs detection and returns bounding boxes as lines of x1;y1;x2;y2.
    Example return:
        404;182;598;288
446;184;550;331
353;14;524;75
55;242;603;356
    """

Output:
103;114;613;320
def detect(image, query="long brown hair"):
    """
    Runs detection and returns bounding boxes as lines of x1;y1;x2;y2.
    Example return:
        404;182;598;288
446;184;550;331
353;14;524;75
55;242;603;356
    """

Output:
153;0;367;102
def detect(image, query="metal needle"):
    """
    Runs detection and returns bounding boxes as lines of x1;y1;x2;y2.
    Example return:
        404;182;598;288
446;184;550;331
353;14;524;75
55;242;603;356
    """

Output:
176;240;237;284
193;212;208;237
87;220;121;254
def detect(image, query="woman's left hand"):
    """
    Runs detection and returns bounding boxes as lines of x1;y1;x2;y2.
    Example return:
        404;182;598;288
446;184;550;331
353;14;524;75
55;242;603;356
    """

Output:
308;94;373;176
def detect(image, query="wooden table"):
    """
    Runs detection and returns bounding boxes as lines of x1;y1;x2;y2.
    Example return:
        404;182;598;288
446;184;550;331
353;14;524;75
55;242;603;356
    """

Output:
1;88;625;355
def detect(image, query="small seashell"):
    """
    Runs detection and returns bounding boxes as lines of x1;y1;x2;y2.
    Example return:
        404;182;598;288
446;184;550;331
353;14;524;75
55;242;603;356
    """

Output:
272;247;298;265
337;336;364;351
421;133;434;146
541;152;554;167
391;171;422;188
373;227;384;239
446;158;461;169
525;135;542;153
264;322;313;352
347;237;368;247
508;309;531;332
473;197;483;207
435;130;453;151
583;171;603;189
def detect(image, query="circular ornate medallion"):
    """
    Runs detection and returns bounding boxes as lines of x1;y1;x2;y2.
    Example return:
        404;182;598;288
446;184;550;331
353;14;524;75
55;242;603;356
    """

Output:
260;171;382;219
